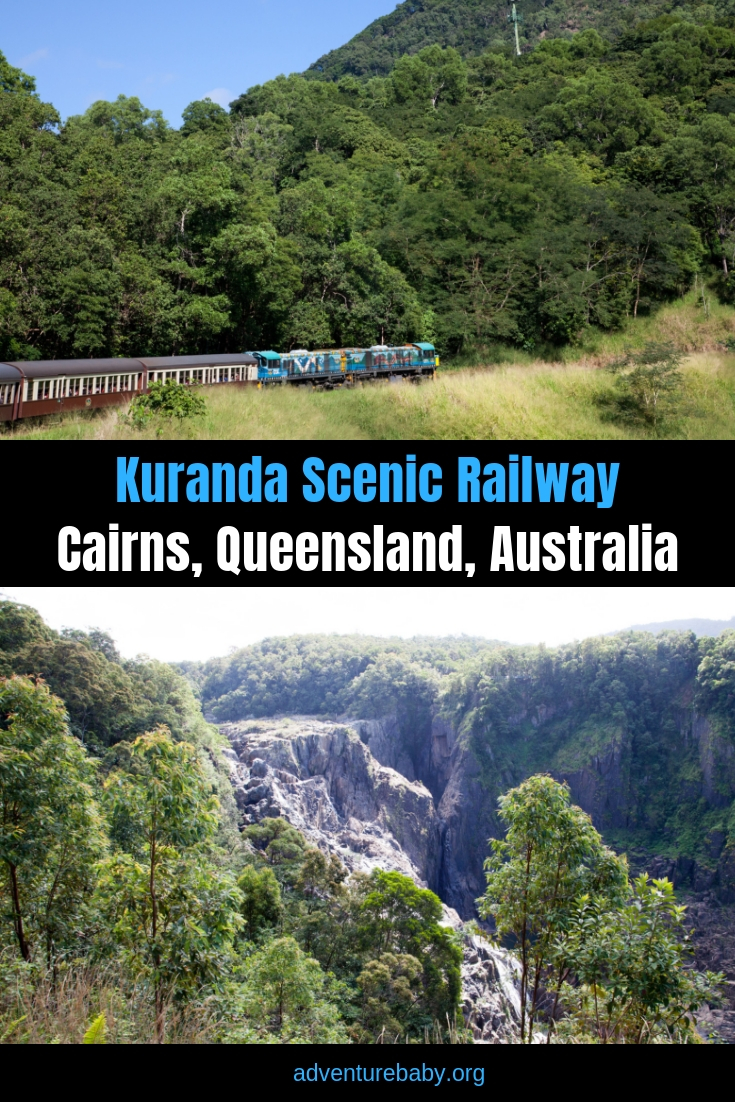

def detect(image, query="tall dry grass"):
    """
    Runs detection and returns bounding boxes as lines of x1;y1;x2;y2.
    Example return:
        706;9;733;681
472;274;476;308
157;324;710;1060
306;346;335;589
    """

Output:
0;959;216;1044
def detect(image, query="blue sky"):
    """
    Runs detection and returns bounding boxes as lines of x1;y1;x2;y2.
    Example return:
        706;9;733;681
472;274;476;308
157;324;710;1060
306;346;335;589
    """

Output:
3;0;394;125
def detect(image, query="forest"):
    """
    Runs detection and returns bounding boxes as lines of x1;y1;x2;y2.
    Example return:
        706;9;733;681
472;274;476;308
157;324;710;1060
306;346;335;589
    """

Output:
0;601;463;1044
1;600;732;1042
1;0;735;363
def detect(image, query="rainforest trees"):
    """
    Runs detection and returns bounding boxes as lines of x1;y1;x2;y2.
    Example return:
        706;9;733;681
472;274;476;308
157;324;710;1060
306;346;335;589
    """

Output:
479;775;722;1044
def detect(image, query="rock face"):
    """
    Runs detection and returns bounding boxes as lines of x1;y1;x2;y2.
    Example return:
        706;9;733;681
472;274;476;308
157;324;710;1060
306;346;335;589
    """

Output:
220;717;445;891
351;714;495;917
461;936;524;1044
686;897;735;1044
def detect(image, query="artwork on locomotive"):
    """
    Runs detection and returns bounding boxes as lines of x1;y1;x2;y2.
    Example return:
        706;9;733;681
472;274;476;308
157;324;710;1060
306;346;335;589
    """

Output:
0;344;438;422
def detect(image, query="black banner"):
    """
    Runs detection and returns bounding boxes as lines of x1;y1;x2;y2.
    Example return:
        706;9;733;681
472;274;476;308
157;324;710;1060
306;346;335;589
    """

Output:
11;440;724;584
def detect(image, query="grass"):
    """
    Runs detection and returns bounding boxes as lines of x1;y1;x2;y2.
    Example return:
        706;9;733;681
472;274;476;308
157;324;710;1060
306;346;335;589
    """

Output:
4;293;735;441
0;959;215;1045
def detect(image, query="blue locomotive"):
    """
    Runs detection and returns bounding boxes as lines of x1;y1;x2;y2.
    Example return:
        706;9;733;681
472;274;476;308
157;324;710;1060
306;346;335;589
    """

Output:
252;342;438;387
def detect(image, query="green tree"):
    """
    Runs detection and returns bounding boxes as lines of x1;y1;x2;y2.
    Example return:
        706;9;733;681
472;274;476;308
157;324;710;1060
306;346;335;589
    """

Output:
355;951;423;1042
356;869;462;1032
0;676;105;965
391;46;468;111
478;774;628;1043
238;864;282;942
181;98;230;138
236;936;349;1043
128;378;207;427
538;72;664;163
557;876;723;1043
95;727;242;1043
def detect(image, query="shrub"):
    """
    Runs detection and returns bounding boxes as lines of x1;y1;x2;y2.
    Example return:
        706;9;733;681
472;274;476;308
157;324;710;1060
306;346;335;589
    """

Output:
602;342;683;433
128;380;207;427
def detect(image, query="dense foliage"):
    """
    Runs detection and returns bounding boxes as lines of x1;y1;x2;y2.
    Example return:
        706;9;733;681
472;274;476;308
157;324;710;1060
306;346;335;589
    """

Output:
0;600;209;749
2;2;735;362
479;775;721;1043
127;379;208;428
0;662;462;1044
183;633;498;721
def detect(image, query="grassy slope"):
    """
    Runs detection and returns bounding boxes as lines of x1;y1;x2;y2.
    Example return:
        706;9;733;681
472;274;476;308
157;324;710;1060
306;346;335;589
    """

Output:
5;295;735;441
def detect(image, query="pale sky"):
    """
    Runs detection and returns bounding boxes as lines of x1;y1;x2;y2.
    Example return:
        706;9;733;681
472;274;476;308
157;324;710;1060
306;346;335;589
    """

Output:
1;587;732;663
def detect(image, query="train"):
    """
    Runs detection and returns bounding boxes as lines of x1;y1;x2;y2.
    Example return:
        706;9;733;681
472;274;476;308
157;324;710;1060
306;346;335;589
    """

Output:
0;343;438;422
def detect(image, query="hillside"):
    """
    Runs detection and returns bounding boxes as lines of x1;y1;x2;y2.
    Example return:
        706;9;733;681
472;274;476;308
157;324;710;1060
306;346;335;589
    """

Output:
627;616;735;635
307;0;682;79
1;3;735;367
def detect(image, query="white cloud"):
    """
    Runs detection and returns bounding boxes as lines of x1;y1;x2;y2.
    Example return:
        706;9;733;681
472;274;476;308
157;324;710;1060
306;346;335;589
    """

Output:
17;48;49;68
202;87;233;108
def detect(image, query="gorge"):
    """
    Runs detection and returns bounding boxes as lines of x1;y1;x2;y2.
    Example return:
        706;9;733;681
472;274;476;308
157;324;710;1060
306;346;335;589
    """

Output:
200;629;735;1041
